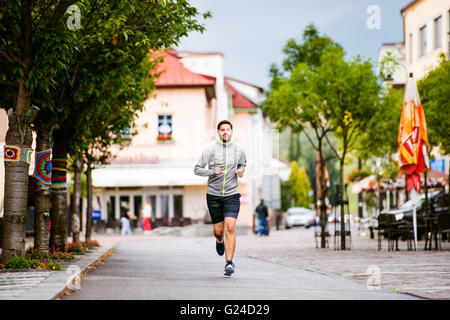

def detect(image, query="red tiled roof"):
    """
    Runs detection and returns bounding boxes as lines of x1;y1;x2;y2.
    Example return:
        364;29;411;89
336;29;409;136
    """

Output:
224;79;257;109
154;51;216;87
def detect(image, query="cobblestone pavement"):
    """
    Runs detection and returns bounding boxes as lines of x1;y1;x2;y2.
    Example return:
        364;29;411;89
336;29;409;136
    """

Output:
231;227;450;300
0;271;51;299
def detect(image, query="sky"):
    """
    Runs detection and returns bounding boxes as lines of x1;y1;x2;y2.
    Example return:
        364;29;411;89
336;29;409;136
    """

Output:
177;0;412;90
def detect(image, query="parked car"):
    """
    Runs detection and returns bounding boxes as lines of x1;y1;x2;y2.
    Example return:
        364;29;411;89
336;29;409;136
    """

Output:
384;191;448;221
285;207;316;229
383;191;449;238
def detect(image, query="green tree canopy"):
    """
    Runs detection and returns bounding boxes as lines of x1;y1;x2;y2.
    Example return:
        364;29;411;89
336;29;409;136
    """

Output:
418;56;450;155
261;25;342;248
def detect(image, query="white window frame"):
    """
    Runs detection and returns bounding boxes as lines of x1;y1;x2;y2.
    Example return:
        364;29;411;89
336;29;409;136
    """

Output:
419;24;427;57
434;15;442;50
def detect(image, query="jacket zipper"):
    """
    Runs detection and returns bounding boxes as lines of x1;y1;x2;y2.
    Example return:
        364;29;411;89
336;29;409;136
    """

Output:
222;142;228;196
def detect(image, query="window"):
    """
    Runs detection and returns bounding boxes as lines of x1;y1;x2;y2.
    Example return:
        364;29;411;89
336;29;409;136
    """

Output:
435;16;442;49
420;25;427;57
409;33;413;62
157;114;172;141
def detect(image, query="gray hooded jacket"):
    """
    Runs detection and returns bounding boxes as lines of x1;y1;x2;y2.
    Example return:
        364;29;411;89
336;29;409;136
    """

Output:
194;139;246;197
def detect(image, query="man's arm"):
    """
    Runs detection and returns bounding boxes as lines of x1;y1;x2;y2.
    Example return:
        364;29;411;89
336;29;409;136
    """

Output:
194;148;215;177
237;149;247;172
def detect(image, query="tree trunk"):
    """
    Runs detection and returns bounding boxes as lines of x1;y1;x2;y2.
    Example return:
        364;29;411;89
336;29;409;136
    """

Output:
85;162;93;242
71;154;82;243
33;124;55;254
339;157;346;250
50;130;69;251
1;1;35;263
318;139;327;248
2;107;36;262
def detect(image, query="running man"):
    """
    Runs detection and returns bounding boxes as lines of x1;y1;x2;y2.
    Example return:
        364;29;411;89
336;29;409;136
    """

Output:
194;120;246;276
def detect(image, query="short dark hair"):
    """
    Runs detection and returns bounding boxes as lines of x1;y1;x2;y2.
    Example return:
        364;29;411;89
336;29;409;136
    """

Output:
217;120;233;130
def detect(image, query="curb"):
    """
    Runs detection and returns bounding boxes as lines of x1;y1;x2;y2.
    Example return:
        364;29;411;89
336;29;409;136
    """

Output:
11;244;115;300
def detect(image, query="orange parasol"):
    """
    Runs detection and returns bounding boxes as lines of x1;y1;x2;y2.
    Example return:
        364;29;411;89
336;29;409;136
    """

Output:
398;73;429;250
398;73;429;193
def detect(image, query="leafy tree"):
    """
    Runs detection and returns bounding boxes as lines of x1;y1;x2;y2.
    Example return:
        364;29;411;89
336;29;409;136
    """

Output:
261;24;341;248
1;0;210;258
418;55;450;207
418;56;450;155
0;0;79;262
319;49;381;249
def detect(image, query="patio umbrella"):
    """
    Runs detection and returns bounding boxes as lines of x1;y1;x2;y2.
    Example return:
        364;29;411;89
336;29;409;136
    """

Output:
398;73;429;250
350;175;389;194
351;175;376;194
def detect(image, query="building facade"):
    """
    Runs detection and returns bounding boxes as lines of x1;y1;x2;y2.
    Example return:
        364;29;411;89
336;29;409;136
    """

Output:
402;0;450;80
91;50;282;229
402;0;450;177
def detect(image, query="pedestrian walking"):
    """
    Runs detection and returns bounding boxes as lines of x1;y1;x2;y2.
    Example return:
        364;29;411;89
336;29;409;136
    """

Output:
142;200;152;234
194;120;247;276
120;203;135;236
120;213;132;236
255;199;269;236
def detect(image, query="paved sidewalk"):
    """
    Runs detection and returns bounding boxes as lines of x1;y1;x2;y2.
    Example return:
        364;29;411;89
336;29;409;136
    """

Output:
0;244;114;300
63;237;418;300
94;224;450;300
233;227;450;300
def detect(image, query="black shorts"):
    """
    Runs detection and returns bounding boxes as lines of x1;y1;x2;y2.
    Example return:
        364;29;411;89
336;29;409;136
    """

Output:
206;193;241;224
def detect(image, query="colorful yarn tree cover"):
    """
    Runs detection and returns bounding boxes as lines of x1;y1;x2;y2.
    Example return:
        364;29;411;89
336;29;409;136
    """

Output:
51;158;68;189
33;149;52;185
4;145;20;162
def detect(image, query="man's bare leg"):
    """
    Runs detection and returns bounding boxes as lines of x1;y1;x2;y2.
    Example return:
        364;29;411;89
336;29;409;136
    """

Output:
224;217;237;262
213;221;224;242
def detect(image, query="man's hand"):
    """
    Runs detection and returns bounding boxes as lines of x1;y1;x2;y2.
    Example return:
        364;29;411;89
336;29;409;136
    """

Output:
215;167;222;174
236;170;243;178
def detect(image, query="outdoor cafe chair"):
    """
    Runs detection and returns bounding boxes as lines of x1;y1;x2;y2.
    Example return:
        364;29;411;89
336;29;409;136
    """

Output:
376;214;413;251
376;214;392;251
424;214;439;250
388;220;414;251
437;213;450;250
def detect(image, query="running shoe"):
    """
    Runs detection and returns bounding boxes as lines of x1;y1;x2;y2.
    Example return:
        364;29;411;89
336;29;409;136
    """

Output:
216;240;225;256
224;261;235;276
